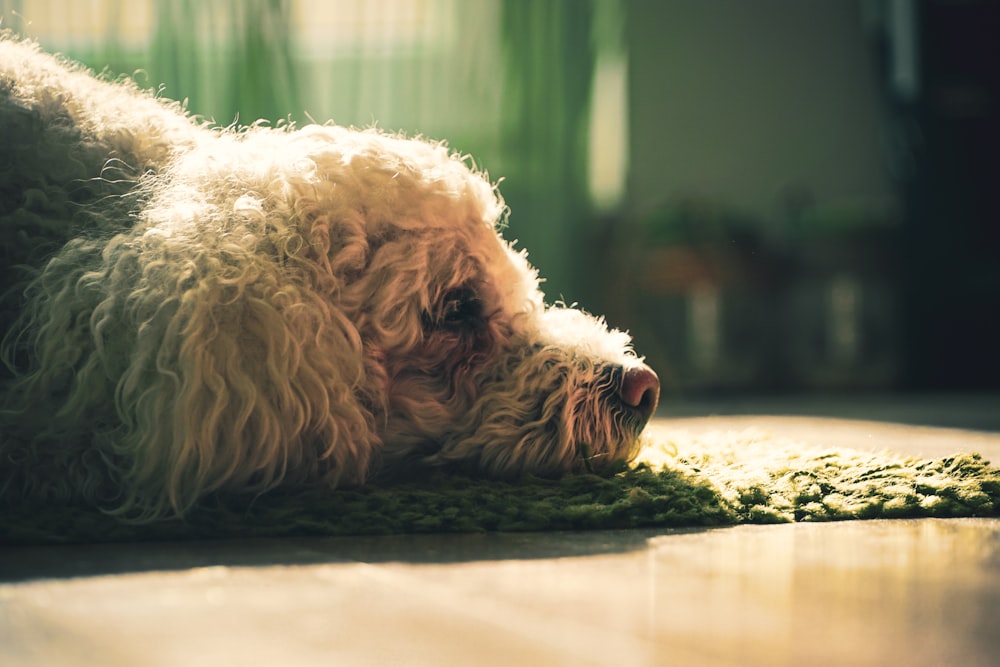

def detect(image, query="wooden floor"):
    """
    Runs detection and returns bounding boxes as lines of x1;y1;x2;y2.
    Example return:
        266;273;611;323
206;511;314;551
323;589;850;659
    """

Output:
3;403;1000;666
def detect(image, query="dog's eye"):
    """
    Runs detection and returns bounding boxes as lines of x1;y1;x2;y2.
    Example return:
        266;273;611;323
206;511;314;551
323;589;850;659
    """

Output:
438;287;482;328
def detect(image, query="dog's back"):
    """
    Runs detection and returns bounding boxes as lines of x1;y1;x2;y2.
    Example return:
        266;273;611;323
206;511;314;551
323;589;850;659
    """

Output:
0;34;209;350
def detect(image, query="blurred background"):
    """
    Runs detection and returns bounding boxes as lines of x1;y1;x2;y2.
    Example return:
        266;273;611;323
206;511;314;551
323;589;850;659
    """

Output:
3;0;998;405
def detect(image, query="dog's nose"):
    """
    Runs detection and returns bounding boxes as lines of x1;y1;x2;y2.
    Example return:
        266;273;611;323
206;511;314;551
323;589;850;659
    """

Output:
619;365;660;423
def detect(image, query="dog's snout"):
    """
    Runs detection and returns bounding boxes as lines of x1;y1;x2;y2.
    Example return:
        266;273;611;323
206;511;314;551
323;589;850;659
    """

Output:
619;366;660;423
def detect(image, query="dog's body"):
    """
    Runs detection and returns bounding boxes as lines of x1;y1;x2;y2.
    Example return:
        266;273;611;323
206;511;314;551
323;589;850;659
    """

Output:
0;36;659;520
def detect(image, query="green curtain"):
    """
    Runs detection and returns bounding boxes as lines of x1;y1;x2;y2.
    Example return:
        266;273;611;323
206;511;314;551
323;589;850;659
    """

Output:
0;0;302;127
148;0;301;126
499;0;597;304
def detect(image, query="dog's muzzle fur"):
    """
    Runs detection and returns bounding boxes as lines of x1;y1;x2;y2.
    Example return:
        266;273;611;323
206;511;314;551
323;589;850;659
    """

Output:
0;35;659;520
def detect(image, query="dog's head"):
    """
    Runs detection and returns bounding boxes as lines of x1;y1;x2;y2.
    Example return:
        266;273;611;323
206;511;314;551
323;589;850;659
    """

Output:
277;125;660;478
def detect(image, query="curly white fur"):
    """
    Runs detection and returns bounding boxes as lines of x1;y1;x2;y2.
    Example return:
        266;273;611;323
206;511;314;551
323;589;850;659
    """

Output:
0;35;660;520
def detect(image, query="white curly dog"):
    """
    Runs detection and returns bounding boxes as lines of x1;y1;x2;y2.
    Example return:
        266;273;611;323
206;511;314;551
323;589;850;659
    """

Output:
0;36;659;520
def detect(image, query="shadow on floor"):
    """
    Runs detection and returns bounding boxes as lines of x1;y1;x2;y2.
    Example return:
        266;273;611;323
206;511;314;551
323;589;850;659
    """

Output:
0;526;723;582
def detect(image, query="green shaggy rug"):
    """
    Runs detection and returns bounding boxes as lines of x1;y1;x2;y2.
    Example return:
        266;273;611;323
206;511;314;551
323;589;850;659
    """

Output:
3;428;999;545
